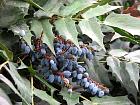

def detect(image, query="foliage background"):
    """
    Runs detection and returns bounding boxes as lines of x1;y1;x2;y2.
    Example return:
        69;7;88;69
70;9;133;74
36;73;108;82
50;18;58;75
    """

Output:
0;0;140;105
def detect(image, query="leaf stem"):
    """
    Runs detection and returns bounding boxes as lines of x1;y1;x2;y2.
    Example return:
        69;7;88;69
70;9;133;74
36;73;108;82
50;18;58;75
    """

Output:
0;61;9;70
31;76;34;105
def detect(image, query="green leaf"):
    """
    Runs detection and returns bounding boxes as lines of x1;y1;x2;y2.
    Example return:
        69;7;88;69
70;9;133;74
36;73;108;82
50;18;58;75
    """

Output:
60;88;80;105
34;74;56;96
79;17;105;51
25;0;44;11
17;60;28;69
34;88;60;105
110;39;130;52
111;32;124;41
4;62;32;103
92;57;112;87
107;56;122;82
104;13;140;36
60;0;97;16
106;56;139;104
0;0;29;27
55;18;79;48
0;74;30;105
41;19;55;54
34;0;63;18
119;62;138;105
0;88;12;105
30;19;55;54
30;19;43;36
109;49;128;57
82;4;122;19
125;62;139;90
10;23;33;49
0;43;13;60
83;96;134;105
23;31;33;50
0;83;13;94
125;50;140;63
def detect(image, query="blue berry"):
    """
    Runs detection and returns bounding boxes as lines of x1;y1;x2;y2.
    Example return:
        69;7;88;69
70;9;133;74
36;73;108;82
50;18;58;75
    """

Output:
77;74;83;80
91;86;98;95
63;70;71;78
24;46;30;54
48;74;55;83
97;90;104;97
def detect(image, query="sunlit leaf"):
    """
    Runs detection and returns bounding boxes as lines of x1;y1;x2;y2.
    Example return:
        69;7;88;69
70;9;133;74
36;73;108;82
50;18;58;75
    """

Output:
55;18;79;48
30;19;55;54
60;0;97;16
125;50;140;63
30;19;42;36
41;19;55;54
125;62;139;90
110;39;130;52
82;4;122;19
111;32;124;41
79;17;105;51
109;49;128;57
104;13;140;36
34;0;63;18
107;56;122;82
10;23;33;49
17;60;28;69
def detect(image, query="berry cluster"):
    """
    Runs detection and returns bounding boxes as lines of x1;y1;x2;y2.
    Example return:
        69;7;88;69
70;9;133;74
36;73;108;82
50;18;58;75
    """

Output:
20;32;109;97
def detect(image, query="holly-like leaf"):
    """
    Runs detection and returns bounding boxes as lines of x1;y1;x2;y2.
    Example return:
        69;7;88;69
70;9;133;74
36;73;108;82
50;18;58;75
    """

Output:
60;88;80;105
30;19;43;37
10;23;33;49
110;39;130;52
34;88;60;105
34;0;63;18
125;62;139;90
83;96;134;105
0;74;30;105
34;74;56;96
119;62;139;105
82;3;122;19
125;50;140;63
107;56;122;82
104;13;140;36
41;19;55;54
60;0;97;16
25;0;44;11
111;32;124;41
0;0;29;27
109;49;128;57
79;17;105;51
0;88;12;105
4;62;32;104
30;19;55;54
17;60;28;70
93;57;112;87
0;43;13;60
106;56;139;104
55;18;79;48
